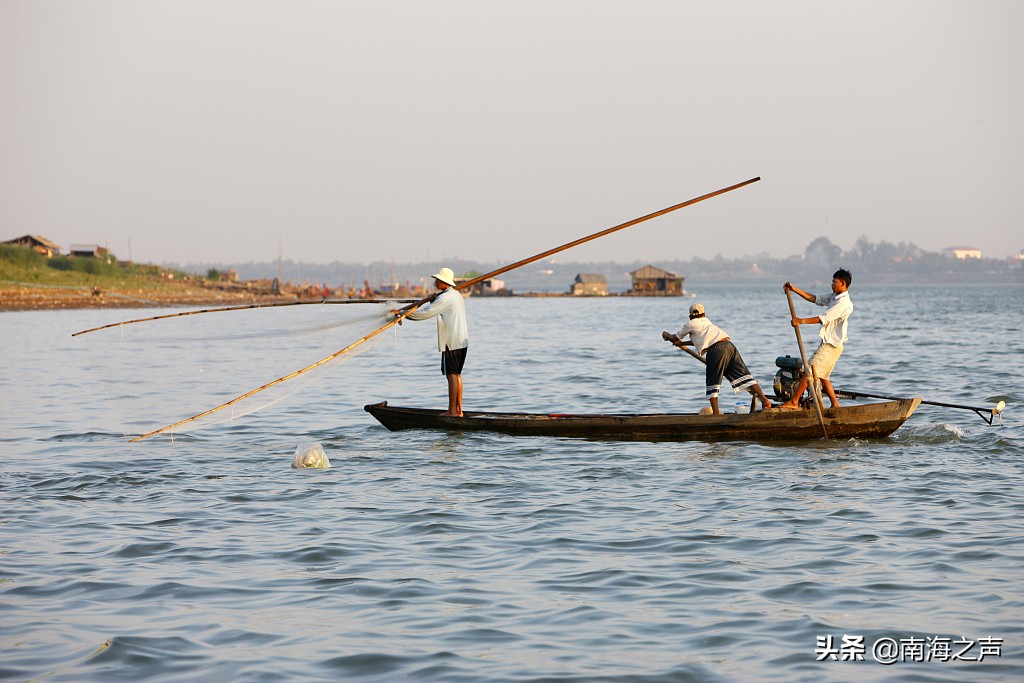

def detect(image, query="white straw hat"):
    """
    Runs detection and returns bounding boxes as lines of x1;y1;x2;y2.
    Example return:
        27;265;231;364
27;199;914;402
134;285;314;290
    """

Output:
432;267;456;287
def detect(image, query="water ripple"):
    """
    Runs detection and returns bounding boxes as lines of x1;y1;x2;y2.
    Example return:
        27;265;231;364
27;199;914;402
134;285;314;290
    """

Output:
3;290;1023;681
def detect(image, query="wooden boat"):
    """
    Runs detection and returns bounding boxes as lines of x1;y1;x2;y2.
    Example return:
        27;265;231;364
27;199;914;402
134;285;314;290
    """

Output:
364;398;922;442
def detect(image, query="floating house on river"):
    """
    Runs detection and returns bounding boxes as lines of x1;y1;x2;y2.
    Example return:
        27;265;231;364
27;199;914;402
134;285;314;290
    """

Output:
570;273;608;296
628;265;685;296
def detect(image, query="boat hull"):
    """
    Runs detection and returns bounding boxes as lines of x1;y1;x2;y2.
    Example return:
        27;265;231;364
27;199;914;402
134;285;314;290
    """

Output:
364;398;922;442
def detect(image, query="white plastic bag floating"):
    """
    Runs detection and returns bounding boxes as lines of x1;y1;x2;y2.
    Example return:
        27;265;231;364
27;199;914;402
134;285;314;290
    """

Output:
292;442;330;469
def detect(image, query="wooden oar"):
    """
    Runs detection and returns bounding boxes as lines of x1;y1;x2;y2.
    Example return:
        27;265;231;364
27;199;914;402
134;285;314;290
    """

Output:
837;390;1005;425
668;339;706;364
785;288;828;439
72;299;418;337
130;177;760;441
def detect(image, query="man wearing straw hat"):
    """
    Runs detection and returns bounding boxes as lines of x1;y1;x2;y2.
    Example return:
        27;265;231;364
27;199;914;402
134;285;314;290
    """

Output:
394;267;468;417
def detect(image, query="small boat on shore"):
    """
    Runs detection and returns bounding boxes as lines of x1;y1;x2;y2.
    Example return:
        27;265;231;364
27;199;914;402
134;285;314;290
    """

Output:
364;398;922;442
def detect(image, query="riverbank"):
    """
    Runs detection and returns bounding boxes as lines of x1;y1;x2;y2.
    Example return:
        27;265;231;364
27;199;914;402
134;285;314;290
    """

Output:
0;282;293;311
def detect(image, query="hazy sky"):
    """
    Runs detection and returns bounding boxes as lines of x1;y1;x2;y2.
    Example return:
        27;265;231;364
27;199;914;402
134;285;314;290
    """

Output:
3;0;1022;266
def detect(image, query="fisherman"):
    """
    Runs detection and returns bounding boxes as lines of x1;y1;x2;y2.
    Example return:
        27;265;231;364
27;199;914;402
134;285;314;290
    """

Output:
662;303;773;414
391;267;468;417
779;268;854;410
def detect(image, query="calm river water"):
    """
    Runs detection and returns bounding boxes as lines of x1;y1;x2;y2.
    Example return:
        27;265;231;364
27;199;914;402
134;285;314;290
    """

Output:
2;284;1022;682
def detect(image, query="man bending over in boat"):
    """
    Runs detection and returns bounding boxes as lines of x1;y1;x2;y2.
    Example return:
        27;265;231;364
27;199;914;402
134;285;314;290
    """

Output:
779;268;854;410
662;303;773;415
391;267;468;417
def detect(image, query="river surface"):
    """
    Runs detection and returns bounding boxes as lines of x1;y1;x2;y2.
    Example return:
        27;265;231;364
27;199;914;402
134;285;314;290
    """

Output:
2;284;1022;682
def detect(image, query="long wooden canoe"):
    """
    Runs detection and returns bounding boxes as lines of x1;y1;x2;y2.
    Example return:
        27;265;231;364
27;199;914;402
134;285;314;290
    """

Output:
364;398;922;442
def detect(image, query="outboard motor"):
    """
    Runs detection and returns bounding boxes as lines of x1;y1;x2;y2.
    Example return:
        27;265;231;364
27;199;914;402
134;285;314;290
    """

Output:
773;355;804;401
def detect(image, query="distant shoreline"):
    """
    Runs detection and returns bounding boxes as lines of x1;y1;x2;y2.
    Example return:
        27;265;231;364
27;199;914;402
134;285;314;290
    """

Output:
0;284;687;311
0;283;294;312
5;279;1021;312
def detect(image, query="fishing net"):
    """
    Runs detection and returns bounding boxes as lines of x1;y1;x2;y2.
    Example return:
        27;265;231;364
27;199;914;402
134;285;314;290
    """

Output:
74;301;401;440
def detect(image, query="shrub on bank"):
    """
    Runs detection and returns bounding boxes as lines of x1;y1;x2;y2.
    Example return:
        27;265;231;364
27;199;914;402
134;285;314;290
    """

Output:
47;254;121;276
1;243;48;268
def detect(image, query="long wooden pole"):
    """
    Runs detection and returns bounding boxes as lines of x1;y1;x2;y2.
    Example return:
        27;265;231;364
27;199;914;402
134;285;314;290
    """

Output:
129;316;406;441
72;299;417;337
454;177;760;291
130;177;760;441
837;390;1005;425
785;289;828;439
669;339;706;364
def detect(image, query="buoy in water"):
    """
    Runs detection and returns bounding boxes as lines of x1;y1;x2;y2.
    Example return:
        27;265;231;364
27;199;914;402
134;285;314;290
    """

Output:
292;442;330;469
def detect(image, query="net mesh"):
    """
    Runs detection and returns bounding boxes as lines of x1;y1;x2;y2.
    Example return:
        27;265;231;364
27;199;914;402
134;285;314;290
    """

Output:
75;301;398;439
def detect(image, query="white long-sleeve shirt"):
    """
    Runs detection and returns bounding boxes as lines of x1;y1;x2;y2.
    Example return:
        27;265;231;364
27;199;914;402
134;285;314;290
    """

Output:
406;287;469;351
813;290;853;347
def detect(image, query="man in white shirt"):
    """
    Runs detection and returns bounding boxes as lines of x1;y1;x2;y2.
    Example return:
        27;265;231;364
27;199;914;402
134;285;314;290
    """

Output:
779;268;854;410
392;267;469;417
662;303;773;415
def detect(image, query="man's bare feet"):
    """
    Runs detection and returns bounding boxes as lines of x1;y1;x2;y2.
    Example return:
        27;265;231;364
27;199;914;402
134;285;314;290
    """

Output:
778;402;801;411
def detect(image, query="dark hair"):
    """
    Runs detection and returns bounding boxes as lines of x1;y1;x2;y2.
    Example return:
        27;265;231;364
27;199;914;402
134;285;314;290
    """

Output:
833;268;852;287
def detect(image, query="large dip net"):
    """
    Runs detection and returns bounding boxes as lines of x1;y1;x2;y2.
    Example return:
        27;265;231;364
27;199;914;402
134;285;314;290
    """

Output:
73;301;403;440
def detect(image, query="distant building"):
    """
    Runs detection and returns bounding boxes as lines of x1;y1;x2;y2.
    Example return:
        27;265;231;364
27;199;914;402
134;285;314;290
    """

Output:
3;234;61;257
454;276;509;296
69;244;111;260
943;246;982;260
478;277;508;296
628;265;685;295
570;273;608;296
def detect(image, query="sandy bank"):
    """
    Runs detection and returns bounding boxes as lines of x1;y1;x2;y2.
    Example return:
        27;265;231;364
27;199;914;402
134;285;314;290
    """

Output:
0;285;296;312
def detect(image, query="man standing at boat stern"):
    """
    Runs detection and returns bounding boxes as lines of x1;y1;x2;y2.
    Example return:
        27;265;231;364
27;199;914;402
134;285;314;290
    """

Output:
780;268;854;410
393;267;468;417
662;303;773;415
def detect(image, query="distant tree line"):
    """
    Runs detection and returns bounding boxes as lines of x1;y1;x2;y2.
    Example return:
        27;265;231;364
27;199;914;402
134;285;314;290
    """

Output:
169;235;1023;291
666;236;1022;284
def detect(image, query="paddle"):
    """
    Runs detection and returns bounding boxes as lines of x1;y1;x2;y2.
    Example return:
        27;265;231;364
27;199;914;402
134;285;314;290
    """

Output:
837;390;1005;425
785;287;828;439
129;176;760;441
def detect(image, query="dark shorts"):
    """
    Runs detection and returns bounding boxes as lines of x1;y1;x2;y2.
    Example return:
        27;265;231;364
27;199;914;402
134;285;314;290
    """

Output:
441;346;467;376
703;340;758;399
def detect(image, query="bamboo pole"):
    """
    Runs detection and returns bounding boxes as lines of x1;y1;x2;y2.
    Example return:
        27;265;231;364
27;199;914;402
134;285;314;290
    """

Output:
128;314;407;441
130;177;760;441
72;299;417;337
785;288;828;439
668;339;707;364
453;177;760;291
